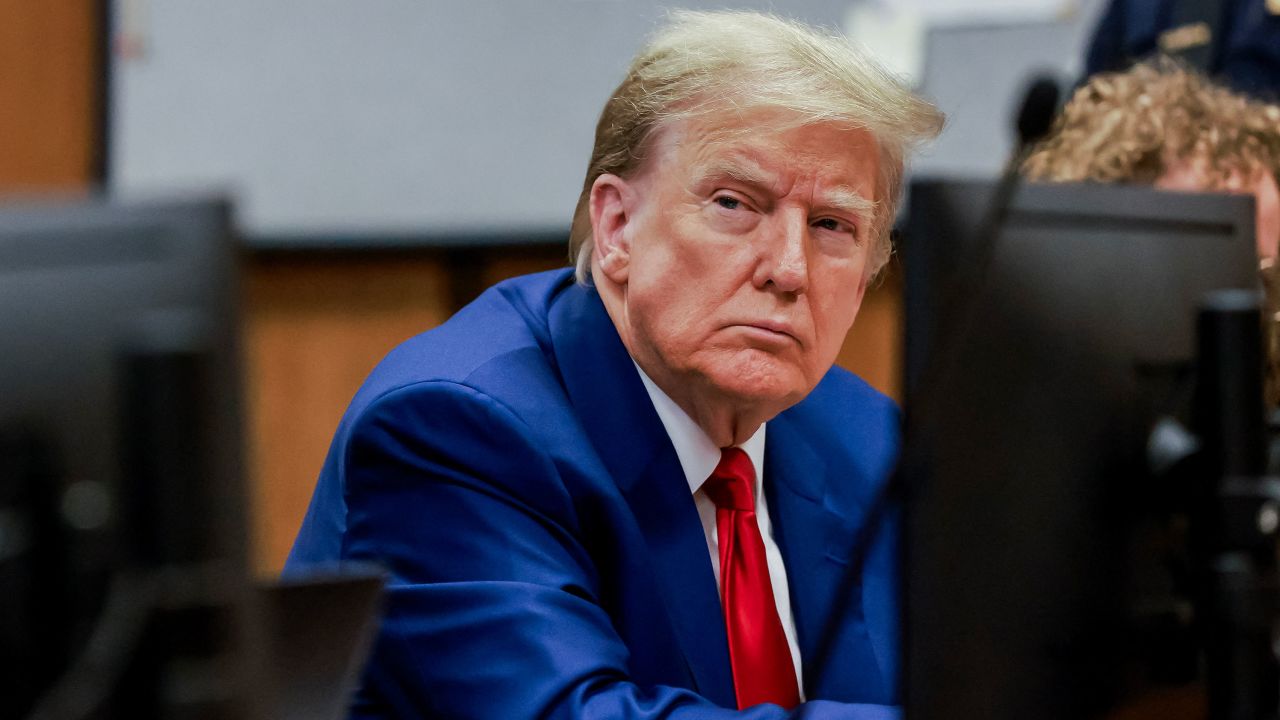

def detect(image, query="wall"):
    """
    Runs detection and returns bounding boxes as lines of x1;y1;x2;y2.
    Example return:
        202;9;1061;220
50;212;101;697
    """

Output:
110;0;1109;237
111;0;854;239
0;1;100;191
8;0;915;573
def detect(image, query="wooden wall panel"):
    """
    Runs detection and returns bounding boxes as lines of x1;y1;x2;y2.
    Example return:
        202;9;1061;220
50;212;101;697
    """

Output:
243;255;453;572
836;262;903;403
0;1;99;190
480;246;570;288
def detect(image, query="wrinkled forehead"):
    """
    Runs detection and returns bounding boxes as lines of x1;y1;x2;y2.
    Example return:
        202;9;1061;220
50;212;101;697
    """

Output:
632;109;882;191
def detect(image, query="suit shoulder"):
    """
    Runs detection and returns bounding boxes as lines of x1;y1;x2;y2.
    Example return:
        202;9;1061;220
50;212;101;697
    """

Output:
803;366;900;426
350;268;575;407
333;269;590;475
782;367;901;479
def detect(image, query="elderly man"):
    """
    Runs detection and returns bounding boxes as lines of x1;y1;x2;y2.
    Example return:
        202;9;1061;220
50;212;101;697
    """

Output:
287;10;942;719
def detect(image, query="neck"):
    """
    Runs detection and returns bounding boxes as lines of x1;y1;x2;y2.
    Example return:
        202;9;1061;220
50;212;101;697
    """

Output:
668;389;769;447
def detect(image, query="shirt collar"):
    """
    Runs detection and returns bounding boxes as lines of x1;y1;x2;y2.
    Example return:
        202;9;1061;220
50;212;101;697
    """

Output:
632;361;767;498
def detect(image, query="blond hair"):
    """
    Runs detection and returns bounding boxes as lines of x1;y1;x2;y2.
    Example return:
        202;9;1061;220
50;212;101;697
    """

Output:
1024;59;1280;187
569;10;944;283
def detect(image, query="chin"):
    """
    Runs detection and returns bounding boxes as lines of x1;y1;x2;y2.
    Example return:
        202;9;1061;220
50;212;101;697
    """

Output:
700;355;810;408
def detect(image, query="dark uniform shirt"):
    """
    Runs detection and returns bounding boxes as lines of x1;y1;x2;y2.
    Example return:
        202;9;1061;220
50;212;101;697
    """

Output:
1087;0;1280;101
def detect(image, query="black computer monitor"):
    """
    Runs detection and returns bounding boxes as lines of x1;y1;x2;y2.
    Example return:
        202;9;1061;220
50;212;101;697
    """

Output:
901;179;1259;719
0;196;252;717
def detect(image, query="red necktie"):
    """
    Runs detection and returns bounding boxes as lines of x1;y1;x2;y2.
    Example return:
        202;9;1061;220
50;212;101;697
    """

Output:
703;447;801;710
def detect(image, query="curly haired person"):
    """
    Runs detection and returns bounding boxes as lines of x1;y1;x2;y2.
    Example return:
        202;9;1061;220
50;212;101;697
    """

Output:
1025;59;1280;403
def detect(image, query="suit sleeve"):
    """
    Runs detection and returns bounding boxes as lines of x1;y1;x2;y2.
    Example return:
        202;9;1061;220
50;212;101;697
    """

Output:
338;380;899;720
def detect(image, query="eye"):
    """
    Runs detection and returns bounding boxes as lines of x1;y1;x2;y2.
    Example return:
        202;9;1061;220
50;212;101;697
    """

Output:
715;195;742;210
813;217;856;235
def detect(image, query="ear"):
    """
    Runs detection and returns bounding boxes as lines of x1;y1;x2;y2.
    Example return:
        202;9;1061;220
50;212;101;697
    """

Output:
589;173;634;284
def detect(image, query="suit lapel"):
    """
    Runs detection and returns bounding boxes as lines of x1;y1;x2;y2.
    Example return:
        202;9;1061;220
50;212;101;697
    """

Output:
765;412;886;701
547;282;735;707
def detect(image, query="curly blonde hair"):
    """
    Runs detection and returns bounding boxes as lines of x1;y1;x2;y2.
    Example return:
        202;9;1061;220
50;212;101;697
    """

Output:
1023;59;1280;187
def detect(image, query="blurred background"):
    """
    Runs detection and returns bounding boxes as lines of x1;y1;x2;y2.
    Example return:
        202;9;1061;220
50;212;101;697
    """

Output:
3;0;1108;574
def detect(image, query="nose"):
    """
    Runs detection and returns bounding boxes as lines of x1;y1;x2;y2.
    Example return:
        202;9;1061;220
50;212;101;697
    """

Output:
755;209;809;295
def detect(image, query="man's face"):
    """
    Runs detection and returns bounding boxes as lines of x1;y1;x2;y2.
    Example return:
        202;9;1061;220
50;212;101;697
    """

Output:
596;113;880;416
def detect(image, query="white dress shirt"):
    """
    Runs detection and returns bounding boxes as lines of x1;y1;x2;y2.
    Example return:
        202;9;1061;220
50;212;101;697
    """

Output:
633;364;805;696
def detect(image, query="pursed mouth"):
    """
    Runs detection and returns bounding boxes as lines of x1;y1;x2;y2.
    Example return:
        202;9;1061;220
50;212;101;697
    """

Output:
730;322;802;345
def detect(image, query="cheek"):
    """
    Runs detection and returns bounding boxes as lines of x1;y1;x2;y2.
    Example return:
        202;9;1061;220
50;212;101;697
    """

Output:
627;272;711;353
811;274;867;356
1257;173;1280;260
1155;165;1207;192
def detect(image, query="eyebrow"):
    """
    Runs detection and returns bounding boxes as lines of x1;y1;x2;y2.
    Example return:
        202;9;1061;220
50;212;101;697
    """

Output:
691;157;774;189
691;157;878;225
823;186;877;225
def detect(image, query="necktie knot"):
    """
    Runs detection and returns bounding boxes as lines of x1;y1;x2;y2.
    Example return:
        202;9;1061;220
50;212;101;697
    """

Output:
704;447;755;512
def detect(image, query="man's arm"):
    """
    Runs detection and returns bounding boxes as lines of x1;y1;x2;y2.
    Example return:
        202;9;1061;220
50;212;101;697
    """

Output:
337;381;899;719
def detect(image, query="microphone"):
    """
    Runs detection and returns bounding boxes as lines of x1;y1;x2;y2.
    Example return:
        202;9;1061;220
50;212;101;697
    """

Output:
1015;75;1062;149
977;73;1062;252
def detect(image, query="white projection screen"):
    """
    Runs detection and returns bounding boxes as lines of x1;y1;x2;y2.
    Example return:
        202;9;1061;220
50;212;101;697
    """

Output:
109;1;853;244
109;0;1098;245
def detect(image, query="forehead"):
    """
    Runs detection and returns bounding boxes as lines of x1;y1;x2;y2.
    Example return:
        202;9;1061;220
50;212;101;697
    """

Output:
1158;153;1262;191
639;111;881;196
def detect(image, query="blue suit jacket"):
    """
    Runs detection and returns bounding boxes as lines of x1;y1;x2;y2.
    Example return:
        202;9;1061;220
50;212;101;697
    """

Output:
287;269;903;719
